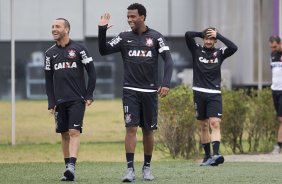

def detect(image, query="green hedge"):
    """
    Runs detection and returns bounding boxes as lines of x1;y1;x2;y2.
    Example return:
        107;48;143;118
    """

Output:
157;85;198;159
157;85;277;159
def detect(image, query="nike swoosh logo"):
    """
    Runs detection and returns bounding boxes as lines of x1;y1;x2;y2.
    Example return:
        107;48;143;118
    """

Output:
217;113;222;116
127;40;133;43
53;54;58;58
74;124;80;127
151;124;156;128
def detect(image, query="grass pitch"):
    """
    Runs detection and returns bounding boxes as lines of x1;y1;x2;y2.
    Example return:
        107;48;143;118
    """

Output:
1;100;282;183
1;161;282;184
0;99;132;144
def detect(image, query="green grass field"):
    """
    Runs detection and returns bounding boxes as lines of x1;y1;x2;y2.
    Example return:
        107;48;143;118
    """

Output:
1;100;282;183
0;99;128;144
1;161;282;184
0;142;172;163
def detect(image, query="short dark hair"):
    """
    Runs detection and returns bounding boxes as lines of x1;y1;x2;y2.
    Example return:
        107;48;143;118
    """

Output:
56;18;70;34
202;27;216;38
269;35;281;43
127;3;147;20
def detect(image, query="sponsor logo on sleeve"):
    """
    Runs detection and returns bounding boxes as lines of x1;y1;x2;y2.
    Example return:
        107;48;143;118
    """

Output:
80;50;93;64
45;56;51;70
157;37;169;53
219;47;227;54
109;36;122;47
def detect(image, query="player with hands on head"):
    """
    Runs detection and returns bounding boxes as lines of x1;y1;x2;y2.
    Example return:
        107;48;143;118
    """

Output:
185;27;238;166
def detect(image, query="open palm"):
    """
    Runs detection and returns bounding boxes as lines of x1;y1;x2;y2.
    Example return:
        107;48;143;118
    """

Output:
99;13;111;26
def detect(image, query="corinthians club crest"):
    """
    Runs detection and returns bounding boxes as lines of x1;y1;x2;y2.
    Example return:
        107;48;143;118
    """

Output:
146;37;154;47
125;113;132;124
68;49;76;58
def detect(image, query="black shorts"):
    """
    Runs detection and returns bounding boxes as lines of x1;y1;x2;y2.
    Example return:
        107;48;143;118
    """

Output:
272;90;282;117
193;90;222;120
122;88;158;130
54;100;86;133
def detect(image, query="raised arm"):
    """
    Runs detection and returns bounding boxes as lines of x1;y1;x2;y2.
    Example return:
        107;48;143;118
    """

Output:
185;31;202;51
207;29;238;59
216;33;238;59
98;13;121;55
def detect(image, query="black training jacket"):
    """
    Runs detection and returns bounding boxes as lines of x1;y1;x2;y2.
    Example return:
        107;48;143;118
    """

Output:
185;31;238;92
44;40;96;109
98;25;173;90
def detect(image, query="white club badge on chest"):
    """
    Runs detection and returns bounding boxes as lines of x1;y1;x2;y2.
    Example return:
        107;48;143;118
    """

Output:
68;49;76;59
146;38;154;47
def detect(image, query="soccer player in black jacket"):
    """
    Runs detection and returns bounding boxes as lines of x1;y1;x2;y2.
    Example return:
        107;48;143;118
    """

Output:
98;3;173;182
185;28;237;166
44;18;96;181
269;35;282;154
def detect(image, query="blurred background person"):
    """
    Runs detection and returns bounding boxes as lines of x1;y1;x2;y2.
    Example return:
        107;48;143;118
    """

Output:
269;35;282;154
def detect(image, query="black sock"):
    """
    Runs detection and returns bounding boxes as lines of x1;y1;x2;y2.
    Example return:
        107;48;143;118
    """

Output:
202;143;211;158
126;153;134;169
64;158;70;165
69;157;77;166
212;141;220;155
144;154;152;167
277;142;282;148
